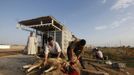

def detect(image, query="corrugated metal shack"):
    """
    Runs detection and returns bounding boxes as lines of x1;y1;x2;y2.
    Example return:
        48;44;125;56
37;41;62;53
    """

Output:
17;16;73;53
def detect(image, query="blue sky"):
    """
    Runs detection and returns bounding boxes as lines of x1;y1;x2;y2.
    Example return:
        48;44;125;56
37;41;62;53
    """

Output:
0;0;134;46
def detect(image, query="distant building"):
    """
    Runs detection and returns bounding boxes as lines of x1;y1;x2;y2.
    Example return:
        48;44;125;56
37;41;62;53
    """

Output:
0;45;10;49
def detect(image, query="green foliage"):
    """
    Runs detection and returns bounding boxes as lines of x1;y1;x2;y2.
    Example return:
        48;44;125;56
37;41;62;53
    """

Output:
126;62;134;67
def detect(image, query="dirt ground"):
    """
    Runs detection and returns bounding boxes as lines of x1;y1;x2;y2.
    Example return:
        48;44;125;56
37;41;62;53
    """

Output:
0;50;134;75
0;54;36;75
0;50;21;57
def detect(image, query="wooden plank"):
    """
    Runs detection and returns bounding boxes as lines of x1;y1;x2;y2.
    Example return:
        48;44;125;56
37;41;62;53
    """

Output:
81;69;109;75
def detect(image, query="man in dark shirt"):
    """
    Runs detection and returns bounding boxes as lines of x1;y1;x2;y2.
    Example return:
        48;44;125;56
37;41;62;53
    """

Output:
67;39;86;69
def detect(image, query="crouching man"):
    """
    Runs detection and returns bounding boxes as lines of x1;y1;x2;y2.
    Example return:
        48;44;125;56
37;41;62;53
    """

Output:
44;36;62;65
23;36;62;73
67;39;86;69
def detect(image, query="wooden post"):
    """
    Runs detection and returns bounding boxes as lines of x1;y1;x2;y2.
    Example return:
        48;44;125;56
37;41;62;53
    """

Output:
41;20;43;25
52;20;56;41
54;30;56;41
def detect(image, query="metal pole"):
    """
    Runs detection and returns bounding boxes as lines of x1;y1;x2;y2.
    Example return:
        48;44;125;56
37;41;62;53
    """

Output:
54;29;56;41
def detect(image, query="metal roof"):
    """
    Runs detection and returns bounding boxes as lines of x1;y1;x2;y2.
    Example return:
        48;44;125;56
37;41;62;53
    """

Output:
18;16;63;32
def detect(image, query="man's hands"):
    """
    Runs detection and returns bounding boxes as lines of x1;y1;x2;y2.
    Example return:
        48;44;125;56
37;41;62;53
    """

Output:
44;53;48;66
77;56;80;60
44;60;47;66
57;52;61;58
70;57;76;65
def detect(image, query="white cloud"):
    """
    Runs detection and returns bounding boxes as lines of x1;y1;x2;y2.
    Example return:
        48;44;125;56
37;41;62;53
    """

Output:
110;22;121;28
111;0;134;10
95;15;132;30
95;25;107;30
110;16;132;28
102;0;107;4
132;26;134;30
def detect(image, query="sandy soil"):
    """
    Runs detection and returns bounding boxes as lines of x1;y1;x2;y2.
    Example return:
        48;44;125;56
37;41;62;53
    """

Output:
0;49;22;57
0;50;133;75
0;54;36;75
